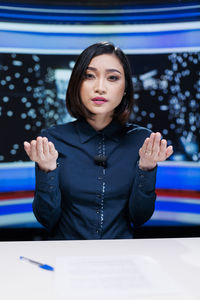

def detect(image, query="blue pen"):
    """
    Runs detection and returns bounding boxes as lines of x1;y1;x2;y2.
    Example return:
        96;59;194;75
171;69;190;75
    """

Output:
20;256;54;271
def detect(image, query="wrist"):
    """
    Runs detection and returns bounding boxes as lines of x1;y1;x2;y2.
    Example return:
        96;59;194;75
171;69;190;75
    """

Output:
38;162;57;173
138;161;157;171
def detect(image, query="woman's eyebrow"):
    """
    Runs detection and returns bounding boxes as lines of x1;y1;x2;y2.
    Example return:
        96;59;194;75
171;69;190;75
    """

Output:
87;66;122;74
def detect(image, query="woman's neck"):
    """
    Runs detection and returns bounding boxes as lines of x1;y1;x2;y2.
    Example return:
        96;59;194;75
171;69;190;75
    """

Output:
87;115;113;131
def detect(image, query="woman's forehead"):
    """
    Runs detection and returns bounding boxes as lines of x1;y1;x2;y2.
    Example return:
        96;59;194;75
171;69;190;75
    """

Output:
88;54;124;71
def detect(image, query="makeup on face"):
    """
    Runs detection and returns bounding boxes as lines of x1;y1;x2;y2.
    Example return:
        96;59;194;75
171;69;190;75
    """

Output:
80;54;125;122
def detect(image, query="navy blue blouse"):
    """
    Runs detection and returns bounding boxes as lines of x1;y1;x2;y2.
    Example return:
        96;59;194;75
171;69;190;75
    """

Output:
33;118;157;240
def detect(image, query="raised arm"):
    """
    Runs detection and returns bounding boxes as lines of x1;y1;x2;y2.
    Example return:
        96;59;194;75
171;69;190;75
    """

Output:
24;136;61;231
129;132;173;227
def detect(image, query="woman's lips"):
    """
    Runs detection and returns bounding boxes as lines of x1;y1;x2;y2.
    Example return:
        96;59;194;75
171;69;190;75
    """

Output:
91;97;108;105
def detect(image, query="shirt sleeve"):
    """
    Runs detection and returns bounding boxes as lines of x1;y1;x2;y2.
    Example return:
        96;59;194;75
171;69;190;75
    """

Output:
32;127;62;231
129;162;157;227
32;163;61;230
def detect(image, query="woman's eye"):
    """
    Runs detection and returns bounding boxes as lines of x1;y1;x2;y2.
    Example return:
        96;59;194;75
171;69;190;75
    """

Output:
108;75;119;81
85;73;95;79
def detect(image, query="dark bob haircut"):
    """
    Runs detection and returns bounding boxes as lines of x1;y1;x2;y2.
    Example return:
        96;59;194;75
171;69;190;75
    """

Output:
66;41;134;124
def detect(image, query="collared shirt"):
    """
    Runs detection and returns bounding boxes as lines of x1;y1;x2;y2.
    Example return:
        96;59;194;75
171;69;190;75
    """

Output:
33;118;157;240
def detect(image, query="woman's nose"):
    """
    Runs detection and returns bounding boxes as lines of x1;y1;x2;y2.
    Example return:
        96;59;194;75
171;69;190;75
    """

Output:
94;78;106;94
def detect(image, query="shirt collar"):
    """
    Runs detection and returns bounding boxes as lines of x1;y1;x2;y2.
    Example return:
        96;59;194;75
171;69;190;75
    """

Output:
76;118;123;144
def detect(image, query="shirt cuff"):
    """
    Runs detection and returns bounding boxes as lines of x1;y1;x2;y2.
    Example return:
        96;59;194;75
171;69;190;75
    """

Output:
35;163;59;192
135;161;157;192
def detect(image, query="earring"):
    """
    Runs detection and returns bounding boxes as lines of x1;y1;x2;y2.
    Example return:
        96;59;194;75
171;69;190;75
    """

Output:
123;91;126;96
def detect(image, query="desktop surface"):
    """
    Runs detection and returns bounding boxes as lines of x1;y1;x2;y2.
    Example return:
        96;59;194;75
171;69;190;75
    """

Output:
0;238;200;300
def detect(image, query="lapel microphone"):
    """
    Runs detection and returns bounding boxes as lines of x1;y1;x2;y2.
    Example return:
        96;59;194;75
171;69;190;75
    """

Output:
94;155;107;168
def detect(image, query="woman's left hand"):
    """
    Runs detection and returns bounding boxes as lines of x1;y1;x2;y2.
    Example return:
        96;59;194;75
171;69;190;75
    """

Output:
138;132;173;171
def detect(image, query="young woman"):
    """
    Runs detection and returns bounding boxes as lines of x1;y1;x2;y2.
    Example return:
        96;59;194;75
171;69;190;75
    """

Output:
24;42;173;240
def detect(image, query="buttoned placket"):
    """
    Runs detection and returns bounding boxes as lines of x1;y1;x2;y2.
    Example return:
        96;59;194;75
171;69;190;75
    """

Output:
95;132;106;238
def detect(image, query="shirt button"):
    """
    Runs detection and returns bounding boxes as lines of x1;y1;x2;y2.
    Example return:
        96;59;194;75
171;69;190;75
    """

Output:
96;210;100;214
96;230;99;234
98;177;102;180
138;184;143;188
97;194;101;198
50;176;54;180
140;174;144;178
49;185;54;189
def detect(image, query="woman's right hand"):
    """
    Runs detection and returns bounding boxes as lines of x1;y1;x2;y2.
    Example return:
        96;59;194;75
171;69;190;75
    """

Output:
24;136;58;172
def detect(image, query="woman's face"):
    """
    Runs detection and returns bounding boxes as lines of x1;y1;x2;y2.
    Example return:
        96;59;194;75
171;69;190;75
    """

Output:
80;53;126;120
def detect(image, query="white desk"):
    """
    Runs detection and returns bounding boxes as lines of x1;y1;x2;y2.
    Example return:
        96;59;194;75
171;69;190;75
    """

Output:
0;238;200;300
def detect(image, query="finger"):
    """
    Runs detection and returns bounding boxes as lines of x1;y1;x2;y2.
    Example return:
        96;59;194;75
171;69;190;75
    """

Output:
36;136;44;158
152;132;161;156
42;137;49;156
49;141;57;157
159;139;167;159
24;141;31;157
165;145;173;159
139;137;149;157
145;133;155;155
30;140;37;160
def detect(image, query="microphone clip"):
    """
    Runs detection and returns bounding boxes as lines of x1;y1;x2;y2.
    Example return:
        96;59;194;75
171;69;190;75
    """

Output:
94;155;107;168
